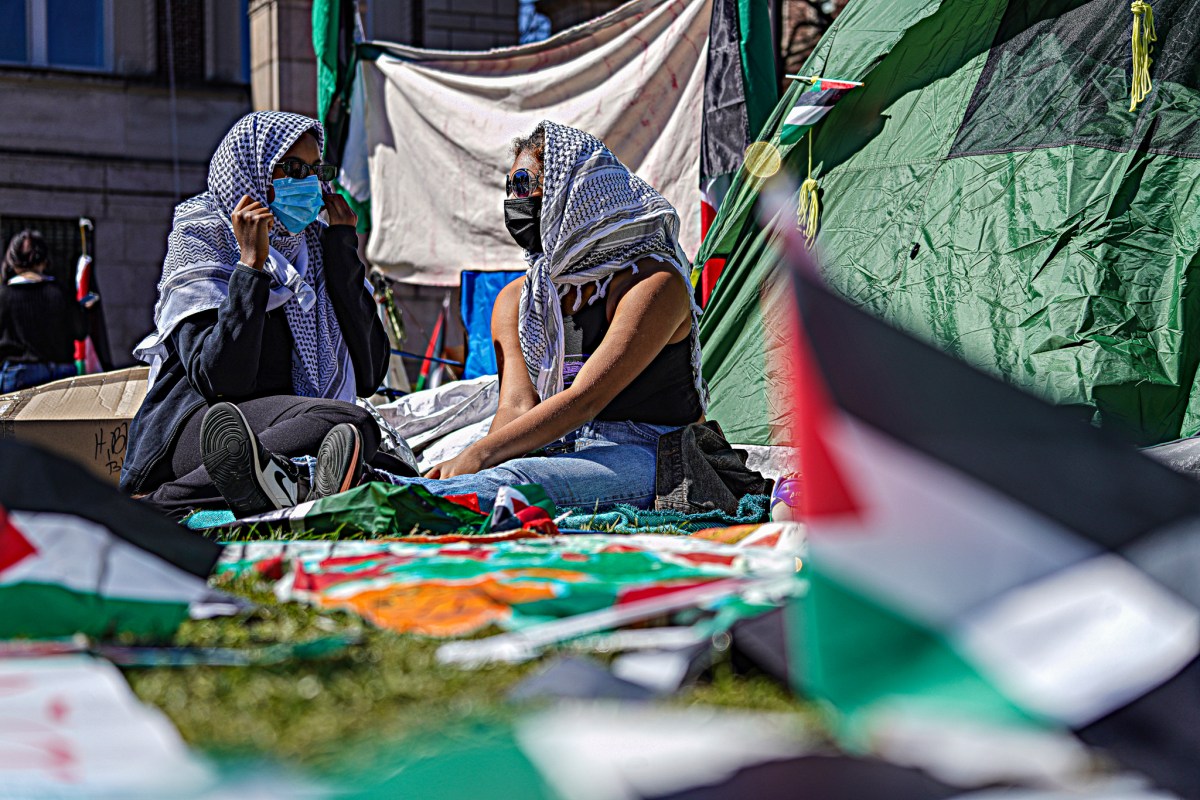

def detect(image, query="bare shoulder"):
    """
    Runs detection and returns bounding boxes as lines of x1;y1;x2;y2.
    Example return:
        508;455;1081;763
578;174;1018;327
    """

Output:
608;258;692;342
496;274;526;306
610;258;690;309
492;275;526;326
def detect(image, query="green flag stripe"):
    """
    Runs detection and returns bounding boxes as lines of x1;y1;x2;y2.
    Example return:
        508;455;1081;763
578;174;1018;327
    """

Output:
0;583;189;640
790;567;1036;746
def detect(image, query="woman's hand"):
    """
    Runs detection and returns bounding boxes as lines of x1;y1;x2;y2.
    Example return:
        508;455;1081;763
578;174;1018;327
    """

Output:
324;193;358;228
232;195;275;270
423;444;491;479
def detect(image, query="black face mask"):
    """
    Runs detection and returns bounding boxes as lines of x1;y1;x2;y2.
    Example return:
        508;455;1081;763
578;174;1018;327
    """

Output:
504;197;543;253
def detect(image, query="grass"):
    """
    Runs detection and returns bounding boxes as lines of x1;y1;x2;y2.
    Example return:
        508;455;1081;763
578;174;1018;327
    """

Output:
124;574;817;774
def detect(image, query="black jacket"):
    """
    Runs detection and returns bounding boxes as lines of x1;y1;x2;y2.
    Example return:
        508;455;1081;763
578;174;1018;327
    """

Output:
120;225;388;494
0;278;88;364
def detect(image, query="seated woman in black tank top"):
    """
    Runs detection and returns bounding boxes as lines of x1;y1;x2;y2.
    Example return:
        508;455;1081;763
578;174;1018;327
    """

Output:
305;121;707;512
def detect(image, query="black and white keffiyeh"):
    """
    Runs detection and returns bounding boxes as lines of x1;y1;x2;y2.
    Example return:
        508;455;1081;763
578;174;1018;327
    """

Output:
134;111;355;402
517;121;708;410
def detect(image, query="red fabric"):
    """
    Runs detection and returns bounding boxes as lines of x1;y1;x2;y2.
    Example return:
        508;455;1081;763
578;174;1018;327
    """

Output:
617;579;718;605
788;266;863;522
700;258;726;306
445;493;482;514
698;197;726;307
514;505;557;536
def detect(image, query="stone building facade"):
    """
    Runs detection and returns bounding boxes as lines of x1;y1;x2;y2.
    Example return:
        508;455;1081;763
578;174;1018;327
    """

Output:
0;0;252;365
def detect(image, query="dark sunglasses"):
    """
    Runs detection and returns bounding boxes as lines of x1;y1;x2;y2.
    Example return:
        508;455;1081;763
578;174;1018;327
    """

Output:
277;157;338;182
506;167;543;198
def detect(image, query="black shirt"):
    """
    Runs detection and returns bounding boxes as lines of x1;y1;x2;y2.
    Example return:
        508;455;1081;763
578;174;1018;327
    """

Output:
562;300;702;426
0;277;87;364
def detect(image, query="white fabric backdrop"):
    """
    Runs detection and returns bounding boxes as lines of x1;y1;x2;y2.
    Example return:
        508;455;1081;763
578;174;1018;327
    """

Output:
359;0;711;285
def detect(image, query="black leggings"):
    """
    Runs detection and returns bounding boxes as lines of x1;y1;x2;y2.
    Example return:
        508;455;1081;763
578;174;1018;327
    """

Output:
142;395;392;514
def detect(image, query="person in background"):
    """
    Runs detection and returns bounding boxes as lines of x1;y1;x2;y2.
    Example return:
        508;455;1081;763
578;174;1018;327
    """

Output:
121;111;405;519
304;120;708;511
0;229;94;393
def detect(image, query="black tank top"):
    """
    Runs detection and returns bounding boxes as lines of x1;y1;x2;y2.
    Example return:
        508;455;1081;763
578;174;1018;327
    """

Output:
562;300;703;426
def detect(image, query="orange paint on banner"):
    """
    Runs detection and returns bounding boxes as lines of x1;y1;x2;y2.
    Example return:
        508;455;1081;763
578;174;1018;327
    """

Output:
320;569;588;637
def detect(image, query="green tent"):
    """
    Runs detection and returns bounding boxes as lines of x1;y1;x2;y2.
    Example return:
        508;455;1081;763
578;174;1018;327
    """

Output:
699;0;1200;447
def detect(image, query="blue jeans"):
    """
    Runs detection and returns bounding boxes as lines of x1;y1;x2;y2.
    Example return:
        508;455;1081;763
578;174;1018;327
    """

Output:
0;361;76;394
379;419;679;513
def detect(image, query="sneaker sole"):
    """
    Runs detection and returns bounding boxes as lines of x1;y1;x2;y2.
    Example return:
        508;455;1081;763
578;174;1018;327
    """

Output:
312;424;362;500
201;403;279;518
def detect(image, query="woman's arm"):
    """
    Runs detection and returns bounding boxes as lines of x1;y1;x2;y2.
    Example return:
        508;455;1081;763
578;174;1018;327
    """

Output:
320;199;390;396
172;265;273;399
426;265;691;478
488;276;540;433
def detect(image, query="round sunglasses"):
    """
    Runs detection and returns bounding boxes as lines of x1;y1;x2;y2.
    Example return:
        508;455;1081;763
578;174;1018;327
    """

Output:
276;157;339;182
506;167;543;198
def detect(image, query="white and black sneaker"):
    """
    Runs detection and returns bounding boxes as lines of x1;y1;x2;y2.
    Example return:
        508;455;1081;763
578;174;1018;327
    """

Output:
200;402;305;518
309;423;368;501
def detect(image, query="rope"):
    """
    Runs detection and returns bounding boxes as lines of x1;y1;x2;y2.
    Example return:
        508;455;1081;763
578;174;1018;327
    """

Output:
1129;0;1156;112
797;132;820;247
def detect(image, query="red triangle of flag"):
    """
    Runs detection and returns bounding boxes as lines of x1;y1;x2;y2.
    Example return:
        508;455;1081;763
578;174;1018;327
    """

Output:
788;304;864;521
0;505;37;574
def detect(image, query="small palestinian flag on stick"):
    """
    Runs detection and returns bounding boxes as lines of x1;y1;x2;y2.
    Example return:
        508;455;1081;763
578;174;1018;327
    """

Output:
0;441;221;640
483;484;558;536
775;211;1200;796
415;292;451;392
779;76;862;146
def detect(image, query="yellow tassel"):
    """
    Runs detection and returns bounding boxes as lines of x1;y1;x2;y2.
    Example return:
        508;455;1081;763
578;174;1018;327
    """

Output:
1129;0;1156;112
797;133;820;247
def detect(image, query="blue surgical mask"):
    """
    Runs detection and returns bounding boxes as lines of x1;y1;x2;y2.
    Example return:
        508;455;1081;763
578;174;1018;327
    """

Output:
269;175;325;234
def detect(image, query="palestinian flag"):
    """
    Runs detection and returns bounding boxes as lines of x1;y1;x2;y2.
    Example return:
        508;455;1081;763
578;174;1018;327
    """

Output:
0;441;221;639
415;292;450;392
779;78;860;145
73;253;112;374
483;484;558;536
779;229;1200;795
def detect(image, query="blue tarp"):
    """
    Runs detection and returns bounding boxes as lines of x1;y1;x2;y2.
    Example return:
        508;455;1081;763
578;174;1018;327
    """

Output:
460;270;523;379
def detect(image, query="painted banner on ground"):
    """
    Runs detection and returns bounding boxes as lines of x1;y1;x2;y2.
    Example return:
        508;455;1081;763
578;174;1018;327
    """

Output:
357;0;711;284
220;526;802;638
0;656;211;798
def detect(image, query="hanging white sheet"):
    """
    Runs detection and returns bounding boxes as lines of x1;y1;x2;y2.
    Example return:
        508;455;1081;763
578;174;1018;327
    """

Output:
359;0;711;284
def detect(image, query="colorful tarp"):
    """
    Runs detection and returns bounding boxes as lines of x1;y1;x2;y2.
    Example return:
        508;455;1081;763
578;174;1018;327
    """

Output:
697;0;1200;446
354;0;712;283
220;526;801;638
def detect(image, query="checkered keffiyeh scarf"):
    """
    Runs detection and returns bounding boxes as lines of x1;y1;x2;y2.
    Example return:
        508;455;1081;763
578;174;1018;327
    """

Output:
517;121;708;409
134;112;355;402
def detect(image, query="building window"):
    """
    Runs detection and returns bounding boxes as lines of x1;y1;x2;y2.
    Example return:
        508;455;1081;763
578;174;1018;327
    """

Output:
0;0;110;70
157;0;206;83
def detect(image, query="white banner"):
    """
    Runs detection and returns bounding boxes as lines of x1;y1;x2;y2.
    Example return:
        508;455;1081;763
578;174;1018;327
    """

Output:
360;0;711;285
0;656;211;797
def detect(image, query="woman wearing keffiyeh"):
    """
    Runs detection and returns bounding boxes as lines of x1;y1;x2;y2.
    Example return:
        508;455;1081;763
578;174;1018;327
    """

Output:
307;121;708;512
121;112;403;518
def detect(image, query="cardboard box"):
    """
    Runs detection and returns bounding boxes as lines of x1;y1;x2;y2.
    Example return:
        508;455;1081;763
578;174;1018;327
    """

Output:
0;367;149;485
